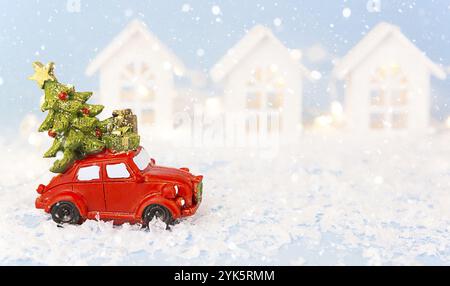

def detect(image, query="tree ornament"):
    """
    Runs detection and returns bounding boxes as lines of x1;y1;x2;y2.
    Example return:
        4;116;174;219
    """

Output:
28;62;57;89
48;130;57;138
58;91;68;101
95;128;102;138
81;107;90;115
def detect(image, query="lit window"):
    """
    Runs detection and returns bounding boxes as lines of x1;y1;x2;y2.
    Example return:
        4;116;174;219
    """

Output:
369;65;409;130
119;62;155;103
392;112;408;129
246;92;262;109
370;89;385;106
391;88;408;106
253;68;263;82
370;113;385;129
267;91;283;109
142;109;155;124
120;85;135;101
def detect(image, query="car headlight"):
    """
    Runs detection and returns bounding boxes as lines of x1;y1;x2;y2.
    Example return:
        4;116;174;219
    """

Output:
176;197;185;207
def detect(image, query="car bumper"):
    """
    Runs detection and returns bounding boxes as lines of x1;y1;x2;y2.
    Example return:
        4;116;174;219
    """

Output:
35;196;45;209
181;201;201;216
181;181;203;216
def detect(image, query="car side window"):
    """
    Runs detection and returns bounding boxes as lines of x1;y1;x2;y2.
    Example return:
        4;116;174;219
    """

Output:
106;163;130;179
77;165;101;181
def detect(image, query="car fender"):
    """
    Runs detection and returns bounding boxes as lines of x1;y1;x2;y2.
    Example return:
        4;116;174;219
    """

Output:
135;195;181;220
45;192;88;217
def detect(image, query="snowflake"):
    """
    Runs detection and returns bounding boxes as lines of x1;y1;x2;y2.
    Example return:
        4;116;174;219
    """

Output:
211;5;221;15
342;8;351;18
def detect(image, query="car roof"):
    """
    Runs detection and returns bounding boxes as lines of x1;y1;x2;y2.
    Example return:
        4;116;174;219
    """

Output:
71;146;143;168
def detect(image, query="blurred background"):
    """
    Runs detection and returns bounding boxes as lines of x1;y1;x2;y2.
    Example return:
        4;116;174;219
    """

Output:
1;0;450;143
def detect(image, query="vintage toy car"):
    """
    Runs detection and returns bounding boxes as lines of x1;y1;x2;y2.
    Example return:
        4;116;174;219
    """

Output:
35;146;203;226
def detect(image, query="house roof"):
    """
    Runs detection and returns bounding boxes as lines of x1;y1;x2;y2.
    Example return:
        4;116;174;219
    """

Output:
333;22;446;80
85;19;185;76
210;25;310;82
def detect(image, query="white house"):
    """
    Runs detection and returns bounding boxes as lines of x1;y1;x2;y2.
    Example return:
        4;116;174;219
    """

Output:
86;19;185;133
210;25;309;142
333;22;446;132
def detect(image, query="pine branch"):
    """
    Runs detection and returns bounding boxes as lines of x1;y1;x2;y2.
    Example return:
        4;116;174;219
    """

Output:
43;138;63;158
73;91;92;102
38;110;55;132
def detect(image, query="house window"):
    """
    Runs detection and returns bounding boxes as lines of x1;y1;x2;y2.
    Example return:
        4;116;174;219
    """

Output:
392;112;408;129
246;92;262;109
243;66;288;135
120;84;135;101
142;109;155;125
119;62;156;103
391;87;408;106
368;65;409;130
246;67;285;111
370;88;385;106
267;91;283;109
369;113;385;129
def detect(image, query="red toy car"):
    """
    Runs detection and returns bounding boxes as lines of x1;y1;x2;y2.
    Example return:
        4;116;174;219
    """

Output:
35;146;203;226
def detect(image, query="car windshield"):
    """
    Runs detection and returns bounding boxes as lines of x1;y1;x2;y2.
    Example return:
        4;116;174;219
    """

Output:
133;148;151;171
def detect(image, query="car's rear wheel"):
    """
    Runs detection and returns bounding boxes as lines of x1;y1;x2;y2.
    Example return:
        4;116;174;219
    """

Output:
142;204;173;227
51;201;81;225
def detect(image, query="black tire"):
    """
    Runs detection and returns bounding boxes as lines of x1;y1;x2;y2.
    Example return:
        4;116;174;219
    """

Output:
142;204;174;227
51;201;81;225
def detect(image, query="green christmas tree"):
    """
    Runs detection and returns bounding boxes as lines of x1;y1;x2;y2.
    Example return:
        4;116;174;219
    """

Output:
29;62;140;173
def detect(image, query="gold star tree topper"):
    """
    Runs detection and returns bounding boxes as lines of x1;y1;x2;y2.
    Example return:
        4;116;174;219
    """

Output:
29;61;57;88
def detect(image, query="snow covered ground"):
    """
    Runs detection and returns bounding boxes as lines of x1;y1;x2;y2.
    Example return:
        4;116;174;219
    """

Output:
1;132;450;265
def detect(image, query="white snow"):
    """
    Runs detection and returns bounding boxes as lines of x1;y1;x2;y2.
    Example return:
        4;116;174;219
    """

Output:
1;132;450;265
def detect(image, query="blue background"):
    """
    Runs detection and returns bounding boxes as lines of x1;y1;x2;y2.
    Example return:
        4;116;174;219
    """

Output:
1;0;449;136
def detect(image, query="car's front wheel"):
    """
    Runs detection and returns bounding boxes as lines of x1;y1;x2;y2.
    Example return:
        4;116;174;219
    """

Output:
51;201;81;225
142;204;173;227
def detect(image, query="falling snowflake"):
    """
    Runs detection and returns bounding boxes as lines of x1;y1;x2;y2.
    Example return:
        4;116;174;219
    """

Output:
0;77;3;86
310;70;322;80
342;8;351;18
211;5;221;15
196;48;205;57
273;17;282;27
181;3;191;13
